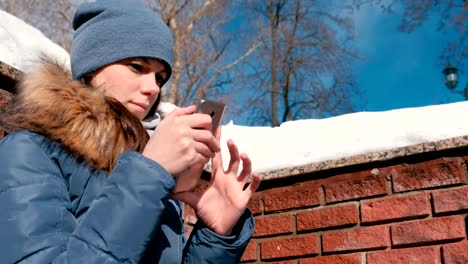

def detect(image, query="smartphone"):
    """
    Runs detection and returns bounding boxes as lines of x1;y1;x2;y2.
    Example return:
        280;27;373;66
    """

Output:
196;99;226;134
172;99;226;194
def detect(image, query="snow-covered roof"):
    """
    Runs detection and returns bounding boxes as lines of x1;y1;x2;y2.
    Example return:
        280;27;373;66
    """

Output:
2;10;468;177
0;10;70;72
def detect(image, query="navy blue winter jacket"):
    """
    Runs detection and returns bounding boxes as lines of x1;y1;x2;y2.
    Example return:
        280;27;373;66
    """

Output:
0;131;254;263
0;61;254;263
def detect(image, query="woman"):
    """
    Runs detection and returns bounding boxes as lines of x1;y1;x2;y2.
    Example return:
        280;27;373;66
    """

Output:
0;0;261;263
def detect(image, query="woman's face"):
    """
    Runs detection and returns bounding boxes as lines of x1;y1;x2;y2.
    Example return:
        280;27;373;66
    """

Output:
90;58;168;120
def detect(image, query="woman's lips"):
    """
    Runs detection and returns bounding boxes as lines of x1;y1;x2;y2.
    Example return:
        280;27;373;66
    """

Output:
131;102;148;111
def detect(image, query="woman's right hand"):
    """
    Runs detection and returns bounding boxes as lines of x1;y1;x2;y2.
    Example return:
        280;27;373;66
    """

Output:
142;105;220;178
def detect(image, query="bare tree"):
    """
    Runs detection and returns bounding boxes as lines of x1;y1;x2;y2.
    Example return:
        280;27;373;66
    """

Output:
352;0;467;71
2;0;364;126
146;0;260;106
234;0;363;126
0;0;76;51
2;0;261;114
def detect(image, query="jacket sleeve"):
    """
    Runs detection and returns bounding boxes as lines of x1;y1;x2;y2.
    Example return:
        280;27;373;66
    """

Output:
0;132;175;264
182;206;255;263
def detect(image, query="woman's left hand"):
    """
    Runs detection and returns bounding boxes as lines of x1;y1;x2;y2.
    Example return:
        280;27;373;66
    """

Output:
172;129;262;236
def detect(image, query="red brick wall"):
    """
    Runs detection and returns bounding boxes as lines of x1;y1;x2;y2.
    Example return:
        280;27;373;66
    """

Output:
184;155;468;263
3;61;465;262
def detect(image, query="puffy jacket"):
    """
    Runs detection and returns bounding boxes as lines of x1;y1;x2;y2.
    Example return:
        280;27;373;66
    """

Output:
0;131;253;263
0;60;253;263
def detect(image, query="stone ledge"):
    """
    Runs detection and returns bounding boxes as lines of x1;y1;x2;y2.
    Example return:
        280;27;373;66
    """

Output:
2;61;467;182
260;135;468;181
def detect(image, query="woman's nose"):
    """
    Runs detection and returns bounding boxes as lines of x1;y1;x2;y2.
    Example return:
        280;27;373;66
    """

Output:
140;74;160;95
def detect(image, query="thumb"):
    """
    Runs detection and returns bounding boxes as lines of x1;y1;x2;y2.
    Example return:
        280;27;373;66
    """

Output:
168;105;197;118
211;125;223;170
171;191;201;209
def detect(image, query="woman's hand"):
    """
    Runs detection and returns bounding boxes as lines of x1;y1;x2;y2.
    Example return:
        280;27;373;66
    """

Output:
172;129;262;236
142;105;220;178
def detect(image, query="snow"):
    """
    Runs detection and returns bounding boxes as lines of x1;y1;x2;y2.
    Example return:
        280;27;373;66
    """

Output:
220;102;468;172
0;10;70;72
2;10;468;174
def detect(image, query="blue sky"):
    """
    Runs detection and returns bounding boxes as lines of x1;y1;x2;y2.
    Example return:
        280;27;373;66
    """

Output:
221;2;467;126
352;3;467;112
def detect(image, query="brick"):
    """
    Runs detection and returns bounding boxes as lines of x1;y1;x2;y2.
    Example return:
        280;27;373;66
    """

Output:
392;158;467;193
432;186;468;214
443;240;468;264
300;254;362;264
322;225;389;253
297;203;358;232
254;214;293;237
260;234;318;260
247;192;263;215
183;204;197;225
191;179;209;192
241;241;257;262
367;246;440;264
323;172;388;203
361;193;431;224
263;181;321;212
264;261;296;264
391;216;466;246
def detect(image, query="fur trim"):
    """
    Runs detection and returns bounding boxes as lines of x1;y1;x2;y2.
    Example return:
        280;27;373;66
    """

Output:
0;59;149;172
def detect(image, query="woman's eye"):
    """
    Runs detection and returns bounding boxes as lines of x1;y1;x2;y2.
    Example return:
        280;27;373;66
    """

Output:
155;74;164;86
129;63;144;72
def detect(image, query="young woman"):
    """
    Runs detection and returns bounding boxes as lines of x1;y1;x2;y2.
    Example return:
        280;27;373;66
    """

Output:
0;0;261;263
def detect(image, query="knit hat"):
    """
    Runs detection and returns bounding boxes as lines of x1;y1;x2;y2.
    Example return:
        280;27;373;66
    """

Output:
70;0;173;81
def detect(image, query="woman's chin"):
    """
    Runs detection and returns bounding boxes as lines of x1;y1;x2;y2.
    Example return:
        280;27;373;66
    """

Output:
127;105;147;120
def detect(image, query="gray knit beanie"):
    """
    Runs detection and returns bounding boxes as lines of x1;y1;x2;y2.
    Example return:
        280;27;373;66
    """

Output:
70;0;173;81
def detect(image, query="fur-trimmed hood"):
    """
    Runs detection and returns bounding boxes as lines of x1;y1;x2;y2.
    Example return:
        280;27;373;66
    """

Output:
0;59;149;172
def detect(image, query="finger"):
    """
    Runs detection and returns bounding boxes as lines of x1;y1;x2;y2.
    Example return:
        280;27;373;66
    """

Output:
194;141;215;159
191;129;220;153
237;153;252;184
227;139;240;173
211;148;223;174
211;127;223;171
179;113;213;130
214;125;222;141
245;172;262;196
171;191;201;208
168;105;197;118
